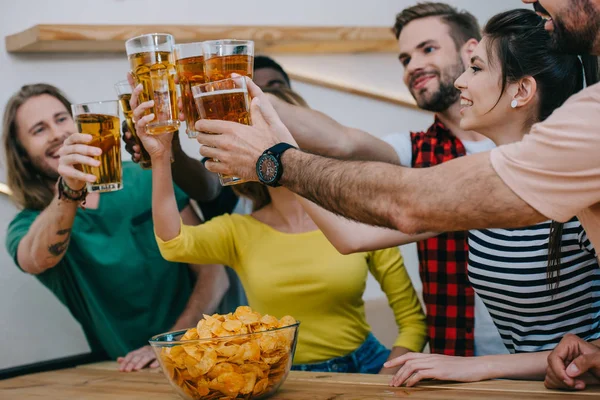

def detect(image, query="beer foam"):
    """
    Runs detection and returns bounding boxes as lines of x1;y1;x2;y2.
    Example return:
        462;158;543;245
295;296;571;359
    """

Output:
193;88;247;98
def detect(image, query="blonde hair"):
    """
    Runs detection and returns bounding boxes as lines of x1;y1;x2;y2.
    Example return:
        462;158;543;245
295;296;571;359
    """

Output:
232;87;308;211
2;84;72;210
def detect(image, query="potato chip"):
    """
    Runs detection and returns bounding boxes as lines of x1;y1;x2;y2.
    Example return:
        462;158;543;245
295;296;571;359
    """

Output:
206;362;238;380
195;347;218;376
234;306;261;325
215;343;241;358
240;372;257;395
239;364;265;380
211;371;245;397
259;315;279;329
258;332;279;353
252;378;269;396
210;324;230;338
262;353;283;365
196;382;210;397
182;344;203;361
278;315;297;328
181;380;197;398
181;328;199;341
244;343;261;363
222;319;243;332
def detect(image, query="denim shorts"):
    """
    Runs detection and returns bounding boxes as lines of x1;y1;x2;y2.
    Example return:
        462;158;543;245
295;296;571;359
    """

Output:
292;333;390;374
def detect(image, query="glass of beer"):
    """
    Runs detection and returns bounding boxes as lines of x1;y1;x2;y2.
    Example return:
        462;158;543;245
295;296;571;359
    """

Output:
192;76;251;186
202;40;254;82
71;101;123;193
114;80;153;169
174;42;205;138
125;33;179;135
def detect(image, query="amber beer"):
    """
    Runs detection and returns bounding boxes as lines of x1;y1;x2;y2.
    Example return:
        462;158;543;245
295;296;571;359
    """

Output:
125;34;179;135
193;77;251;186
202;40;254;82
72;101;122;192
115;80;153;169
175;43;205;138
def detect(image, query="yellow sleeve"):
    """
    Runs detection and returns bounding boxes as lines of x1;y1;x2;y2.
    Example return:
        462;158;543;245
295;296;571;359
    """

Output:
367;247;426;352
155;214;238;268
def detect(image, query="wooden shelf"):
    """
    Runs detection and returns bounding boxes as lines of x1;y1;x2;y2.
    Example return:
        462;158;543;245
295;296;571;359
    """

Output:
0;182;12;196
287;68;417;109
6;24;398;54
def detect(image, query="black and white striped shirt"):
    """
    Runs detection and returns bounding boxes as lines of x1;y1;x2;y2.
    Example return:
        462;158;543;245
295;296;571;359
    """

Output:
468;218;600;353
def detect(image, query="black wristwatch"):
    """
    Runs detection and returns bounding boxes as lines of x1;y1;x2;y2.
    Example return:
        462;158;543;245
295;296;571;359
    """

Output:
256;143;297;187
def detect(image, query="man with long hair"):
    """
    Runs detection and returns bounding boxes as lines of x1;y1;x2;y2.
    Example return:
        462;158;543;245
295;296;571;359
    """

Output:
2;84;231;372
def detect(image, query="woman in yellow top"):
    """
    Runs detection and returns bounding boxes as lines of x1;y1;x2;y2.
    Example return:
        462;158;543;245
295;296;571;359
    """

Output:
131;85;426;374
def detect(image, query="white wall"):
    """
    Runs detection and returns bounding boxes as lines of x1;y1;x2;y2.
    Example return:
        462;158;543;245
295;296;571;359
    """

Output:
0;0;526;369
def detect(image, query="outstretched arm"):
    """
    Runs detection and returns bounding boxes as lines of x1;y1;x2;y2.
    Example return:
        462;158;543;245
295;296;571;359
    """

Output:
385;351;550;387
195;77;546;234
269;94;399;163
297;196;436;253
280;150;545;234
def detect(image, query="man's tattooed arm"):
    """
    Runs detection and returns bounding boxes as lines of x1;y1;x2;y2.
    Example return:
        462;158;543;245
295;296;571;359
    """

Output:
16;195;80;275
47;228;72;257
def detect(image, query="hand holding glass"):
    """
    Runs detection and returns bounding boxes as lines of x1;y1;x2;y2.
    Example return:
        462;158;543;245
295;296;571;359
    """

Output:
193;77;251;186
125;33;179;135
71;101;123;193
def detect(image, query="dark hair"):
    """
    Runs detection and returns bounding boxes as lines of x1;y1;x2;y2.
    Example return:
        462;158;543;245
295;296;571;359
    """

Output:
254;56;291;87
581;54;600;87
2;84;72;210
393;2;481;49
484;9;585;293
483;9;584;121
232;87;308;211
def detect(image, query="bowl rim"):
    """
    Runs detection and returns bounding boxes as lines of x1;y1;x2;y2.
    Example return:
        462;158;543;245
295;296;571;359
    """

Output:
148;321;300;346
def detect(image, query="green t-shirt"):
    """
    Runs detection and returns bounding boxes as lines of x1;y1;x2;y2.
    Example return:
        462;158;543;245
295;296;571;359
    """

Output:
6;162;192;359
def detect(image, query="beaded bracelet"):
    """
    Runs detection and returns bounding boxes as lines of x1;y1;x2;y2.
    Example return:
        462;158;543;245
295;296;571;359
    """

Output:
57;176;88;204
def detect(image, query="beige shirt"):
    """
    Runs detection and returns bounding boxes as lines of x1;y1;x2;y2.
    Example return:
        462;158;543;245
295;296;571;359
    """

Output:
490;81;600;250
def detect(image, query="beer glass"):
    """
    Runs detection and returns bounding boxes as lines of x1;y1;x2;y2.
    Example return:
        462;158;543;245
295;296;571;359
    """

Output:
114;80;153;169
192;76;251;186
202;40;254;82
125;33;179;135
174;42;205;138
71;100;123;193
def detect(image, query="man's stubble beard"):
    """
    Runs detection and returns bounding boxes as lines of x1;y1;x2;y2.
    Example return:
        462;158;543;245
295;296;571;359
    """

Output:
411;58;465;113
29;155;60;182
549;0;600;54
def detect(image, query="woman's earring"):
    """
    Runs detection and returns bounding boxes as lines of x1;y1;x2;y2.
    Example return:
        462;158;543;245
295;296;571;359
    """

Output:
510;99;518;109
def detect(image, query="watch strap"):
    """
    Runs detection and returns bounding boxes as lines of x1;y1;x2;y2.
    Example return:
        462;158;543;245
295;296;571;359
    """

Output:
257;142;297;187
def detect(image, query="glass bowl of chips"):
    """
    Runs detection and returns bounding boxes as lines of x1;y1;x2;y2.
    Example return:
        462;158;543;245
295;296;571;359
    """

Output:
149;307;300;400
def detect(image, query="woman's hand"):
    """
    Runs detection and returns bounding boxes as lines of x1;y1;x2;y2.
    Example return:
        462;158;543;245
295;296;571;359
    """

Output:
384;353;489;387
129;78;173;160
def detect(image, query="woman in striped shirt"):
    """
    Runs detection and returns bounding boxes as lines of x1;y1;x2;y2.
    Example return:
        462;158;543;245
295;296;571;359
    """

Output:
386;8;600;386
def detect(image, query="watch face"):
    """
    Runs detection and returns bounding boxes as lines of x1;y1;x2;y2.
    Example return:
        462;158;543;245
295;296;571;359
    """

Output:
257;154;279;184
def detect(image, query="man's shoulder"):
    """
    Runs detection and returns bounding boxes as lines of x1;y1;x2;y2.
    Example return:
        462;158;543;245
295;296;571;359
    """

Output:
8;208;40;231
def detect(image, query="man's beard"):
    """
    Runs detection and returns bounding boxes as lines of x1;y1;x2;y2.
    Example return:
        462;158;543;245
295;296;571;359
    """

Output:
410;59;464;113
29;155;60;182
548;0;600;54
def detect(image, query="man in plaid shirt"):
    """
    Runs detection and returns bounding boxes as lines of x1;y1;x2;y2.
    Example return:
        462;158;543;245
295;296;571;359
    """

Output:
262;2;506;356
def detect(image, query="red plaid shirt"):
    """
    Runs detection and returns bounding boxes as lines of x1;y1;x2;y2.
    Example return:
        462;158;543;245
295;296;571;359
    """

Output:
411;119;475;356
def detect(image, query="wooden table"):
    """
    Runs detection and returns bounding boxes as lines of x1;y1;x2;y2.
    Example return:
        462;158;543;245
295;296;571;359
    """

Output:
2;361;599;399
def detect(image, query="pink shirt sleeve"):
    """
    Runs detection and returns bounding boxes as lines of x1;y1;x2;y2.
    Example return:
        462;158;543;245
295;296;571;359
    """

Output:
490;82;600;223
